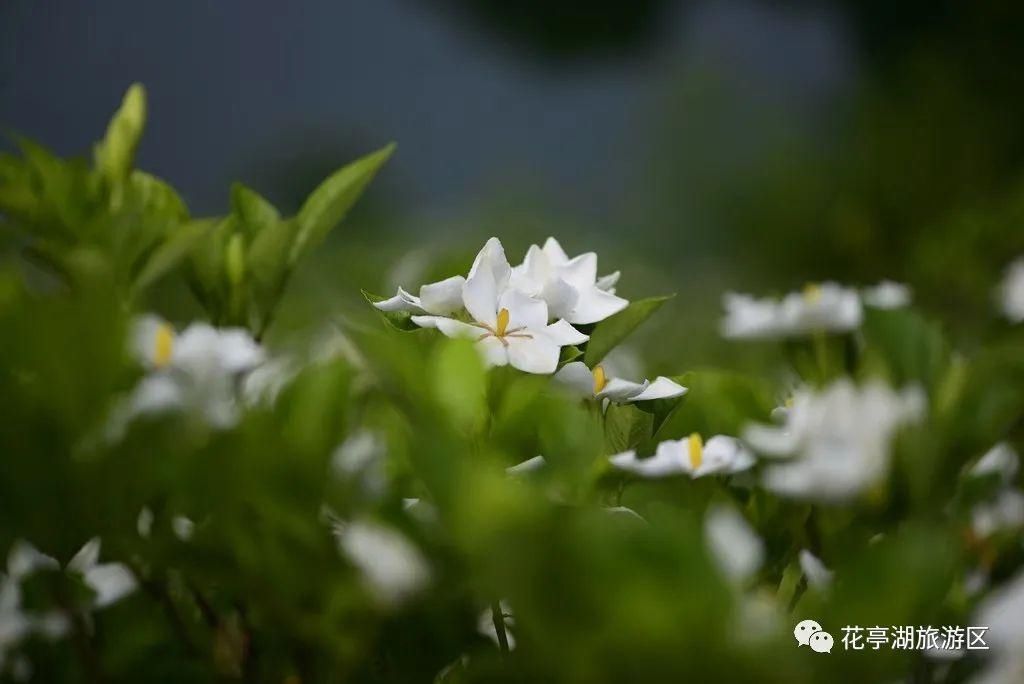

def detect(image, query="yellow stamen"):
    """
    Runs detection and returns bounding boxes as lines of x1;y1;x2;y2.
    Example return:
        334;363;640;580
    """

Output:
784;396;794;409
496;308;510;337
802;282;822;303
154;323;175;368
592;365;608;394
687;432;704;470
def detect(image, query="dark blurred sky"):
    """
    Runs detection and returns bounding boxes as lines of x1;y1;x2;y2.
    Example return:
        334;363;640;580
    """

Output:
0;0;852;218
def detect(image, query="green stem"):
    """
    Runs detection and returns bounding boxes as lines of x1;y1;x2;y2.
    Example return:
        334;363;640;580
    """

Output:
491;601;510;656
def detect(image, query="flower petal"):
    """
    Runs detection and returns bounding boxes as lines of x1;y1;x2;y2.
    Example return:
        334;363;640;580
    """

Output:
498;288;548;331
596;271;621;292
543;320;589;347
541;237;569;264
506;456;546;475
68;538;101;573
567;286;629;325
419;276;466;315
462;272;499;327
559;252;598;290
598;377;647;402
628;376;687;402
85;563;137;608
553;361;595;397
506;335;560;374
540;277;579;320
476;336;510;368
468;237;511;289
411;316;481;339
373;287;424;313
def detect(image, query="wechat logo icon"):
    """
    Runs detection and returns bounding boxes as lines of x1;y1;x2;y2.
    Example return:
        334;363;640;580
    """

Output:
795;619;833;653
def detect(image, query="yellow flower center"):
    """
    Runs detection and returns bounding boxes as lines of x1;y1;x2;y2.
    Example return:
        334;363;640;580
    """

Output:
688;432;704;470
802;282;822;303
592;365;608;394
154;323;175;368
495;308;510;337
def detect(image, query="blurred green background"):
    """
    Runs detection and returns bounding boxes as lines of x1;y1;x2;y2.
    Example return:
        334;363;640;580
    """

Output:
4;0;1024;371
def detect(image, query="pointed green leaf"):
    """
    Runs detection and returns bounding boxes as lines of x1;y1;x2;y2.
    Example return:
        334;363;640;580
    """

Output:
127;170;188;220
133;219;212;291
583;294;673;366
95;84;147;184
362;290;420;332
230;182;280;236
292;143;394;265
603;403;653;454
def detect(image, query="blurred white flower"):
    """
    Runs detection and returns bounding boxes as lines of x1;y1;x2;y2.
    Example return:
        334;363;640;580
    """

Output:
115;316;266;431
971;443;1020;484
136;507;154;538
554;361;686;404
744;380;924;502
704;506;763;584
799;549;833;590
331;430;388;498
971;570;1024;684
721;283;862;340
241;356;297;407
609;434;754;479
67;538;137;609
413;240;588;374
6;542;57;581
862;281;912;309
172;516;195;541
1000;258;1024;323
477;601;516;650
509;237;628;324
506;455;546;475
972;490;1024;538
335;520;430;607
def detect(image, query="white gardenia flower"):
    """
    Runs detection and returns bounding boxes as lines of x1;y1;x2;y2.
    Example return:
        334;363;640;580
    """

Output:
862;281;912;309
335;520;430;607
120;316;266;429
704;506;764;584
971;571;1024;684
67;538;138;609
609;434;754;479
744;380;925;502
554;361;686;403
1000;258;1024;323
509;237;628;324
412;246;588;374
721;282;863;340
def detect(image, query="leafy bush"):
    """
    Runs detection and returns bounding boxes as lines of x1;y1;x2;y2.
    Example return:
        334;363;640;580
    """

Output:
1;86;1023;683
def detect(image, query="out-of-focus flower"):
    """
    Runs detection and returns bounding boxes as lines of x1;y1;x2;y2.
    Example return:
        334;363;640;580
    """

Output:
1000;258;1024;323
335;520;430;608
509;237;627;324
413;244;587;374
971;443;1020;484
744;380;924;502
506;456;546;475
972;490;1024;538
862;281;912;309
331;430;388;499
971;571;1024;684
721;283;862;340
67;538;138;609
477;601;516;650
554;361;686;403
704;506;763;584
116;316;266;431
799;549;833;590
609;434;754;478
241;357;297;407
6;542;57;581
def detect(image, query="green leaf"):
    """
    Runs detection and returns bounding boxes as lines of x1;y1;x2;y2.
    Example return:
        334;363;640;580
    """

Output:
94;84;147;184
603;403;653;454
133;219;212;291
633;376;688;438
292;143;395;265
361;290;419;332
583;294;673;366
860;308;950;392
558;345;583;367
230;183;280;236
127;170;188;220
654;368;776;439
431;338;487;434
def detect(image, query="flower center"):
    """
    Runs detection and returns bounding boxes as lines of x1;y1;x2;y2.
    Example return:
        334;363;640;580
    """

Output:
592;365;608;394
154;323;175;368
496;308;510;336
802;283;822;303
687;432;704;470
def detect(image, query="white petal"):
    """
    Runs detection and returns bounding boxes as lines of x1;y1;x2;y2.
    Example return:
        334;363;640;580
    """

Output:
173;516;195;541
373;287;424;313
567;287;628;325
84;564;137;608
337;520;430;607
506;335;560;374
598;377;647;402
540;277;579;320
419;276;466;315
628;377;687;402
696;436;755;477
137;508;154;539
130;314;172;367
741;423;798;457
498;288;548;331
543;320;589;347
971;443;1019;484
476;336;510;368
212;329;265;373
128;374;185;415
462;272;499;327
411;316;481;339
610;440;686;477
506;456;546;475
799;549;833;589
553;361;595;397
862;281;911;309
596;271;621;292
467;237;511;289
7;541;58;580
541;237;569;264
68;538;101;574
705;506;763;584
558;252;598;290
